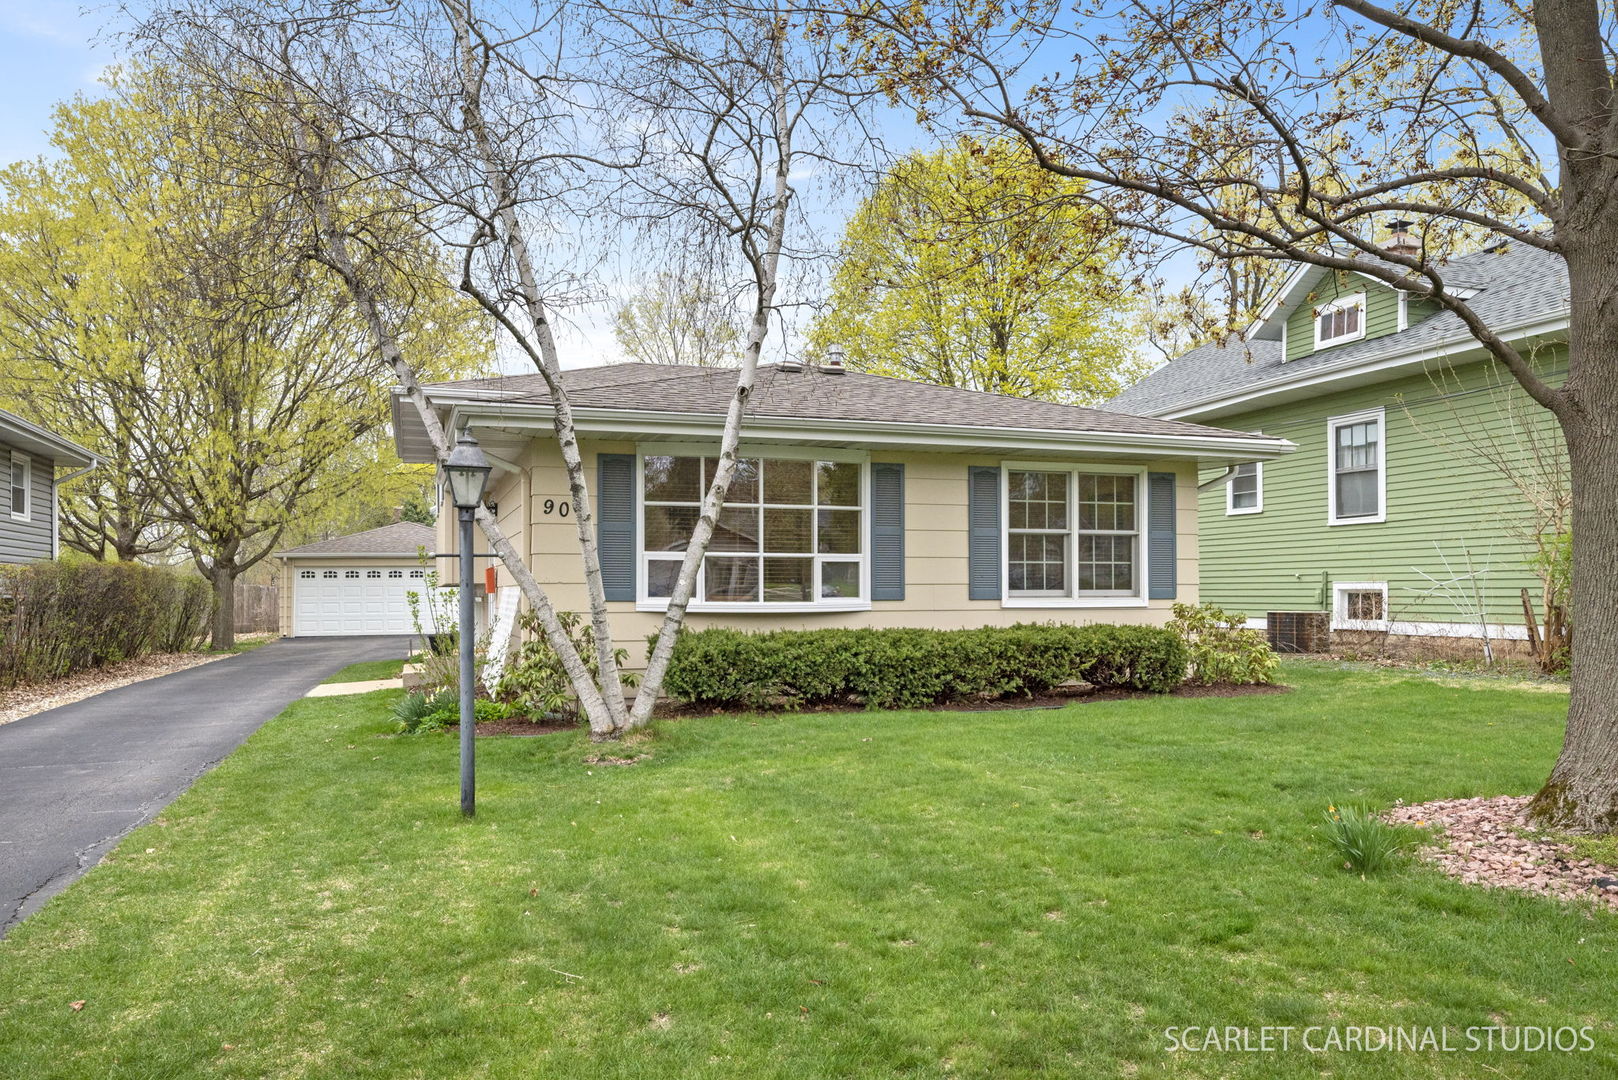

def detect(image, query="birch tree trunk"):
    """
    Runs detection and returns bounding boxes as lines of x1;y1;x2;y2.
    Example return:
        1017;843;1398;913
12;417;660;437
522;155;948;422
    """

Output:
625;25;791;730
289;116;623;736
443;0;629;731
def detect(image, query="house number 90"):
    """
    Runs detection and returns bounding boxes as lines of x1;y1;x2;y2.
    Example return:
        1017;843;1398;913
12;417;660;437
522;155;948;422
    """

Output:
541;498;570;517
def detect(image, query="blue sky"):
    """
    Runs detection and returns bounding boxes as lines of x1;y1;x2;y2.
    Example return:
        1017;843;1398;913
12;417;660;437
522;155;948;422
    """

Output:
0;0;119;165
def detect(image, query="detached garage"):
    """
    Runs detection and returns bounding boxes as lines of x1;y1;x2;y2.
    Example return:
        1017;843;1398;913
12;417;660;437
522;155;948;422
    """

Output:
276;522;436;637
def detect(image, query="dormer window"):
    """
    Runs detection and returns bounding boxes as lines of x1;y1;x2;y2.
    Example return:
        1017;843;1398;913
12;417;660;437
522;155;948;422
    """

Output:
1314;294;1365;348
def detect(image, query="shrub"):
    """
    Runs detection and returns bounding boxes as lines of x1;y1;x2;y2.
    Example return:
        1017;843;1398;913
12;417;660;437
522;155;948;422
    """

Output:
1168;601;1279;685
393;690;515;734
496;610;638;721
404;560;488;697
660;623;1188;710
1322;804;1412;876
0;560;211;688
393;689;456;734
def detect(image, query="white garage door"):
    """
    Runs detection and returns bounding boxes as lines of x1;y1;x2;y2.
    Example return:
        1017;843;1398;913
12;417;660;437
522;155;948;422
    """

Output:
293;564;425;636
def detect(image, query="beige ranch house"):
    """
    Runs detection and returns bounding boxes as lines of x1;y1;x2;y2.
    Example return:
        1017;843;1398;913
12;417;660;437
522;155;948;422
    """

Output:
394;363;1294;666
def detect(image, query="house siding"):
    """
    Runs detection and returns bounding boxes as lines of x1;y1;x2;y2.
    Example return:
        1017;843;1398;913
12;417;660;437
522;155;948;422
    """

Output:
0;440;57;564
1284;273;1405;362
1196;352;1566;629
481;438;1202;671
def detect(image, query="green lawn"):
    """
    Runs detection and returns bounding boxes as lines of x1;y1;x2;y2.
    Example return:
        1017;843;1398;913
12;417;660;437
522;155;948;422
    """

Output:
320;657;409;684
1;661;1612;1079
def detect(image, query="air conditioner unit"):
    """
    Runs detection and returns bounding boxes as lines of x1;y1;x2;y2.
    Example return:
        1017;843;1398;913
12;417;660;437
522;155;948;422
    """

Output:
1268;611;1330;654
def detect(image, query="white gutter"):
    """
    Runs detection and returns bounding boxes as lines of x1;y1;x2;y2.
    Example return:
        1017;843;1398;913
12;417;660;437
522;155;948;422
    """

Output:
411;399;1296;463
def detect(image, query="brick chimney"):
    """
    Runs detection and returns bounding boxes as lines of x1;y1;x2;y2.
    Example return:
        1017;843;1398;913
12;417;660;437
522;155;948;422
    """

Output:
1387;219;1420;258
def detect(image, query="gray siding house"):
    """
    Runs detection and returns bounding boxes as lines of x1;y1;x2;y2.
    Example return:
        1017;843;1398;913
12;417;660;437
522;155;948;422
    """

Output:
0;409;97;563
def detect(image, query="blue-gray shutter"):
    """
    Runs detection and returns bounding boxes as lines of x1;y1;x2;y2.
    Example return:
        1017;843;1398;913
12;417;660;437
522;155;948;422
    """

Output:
597;454;635;601
870;463;905;600
1147;471;1177;599
967;466;1001;600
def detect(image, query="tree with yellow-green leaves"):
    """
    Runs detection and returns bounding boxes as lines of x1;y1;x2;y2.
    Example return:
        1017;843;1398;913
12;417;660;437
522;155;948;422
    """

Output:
810;138;1151;404
0;67;489;647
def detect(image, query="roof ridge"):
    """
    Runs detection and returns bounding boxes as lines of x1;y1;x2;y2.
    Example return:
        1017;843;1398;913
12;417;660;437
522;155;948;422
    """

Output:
566;363;739;391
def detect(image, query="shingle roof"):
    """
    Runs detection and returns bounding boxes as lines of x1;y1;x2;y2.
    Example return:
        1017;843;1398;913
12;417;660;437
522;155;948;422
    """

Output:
430;363;1274;442
0;408;97;468
1109;240;1567;417
279;521;435;556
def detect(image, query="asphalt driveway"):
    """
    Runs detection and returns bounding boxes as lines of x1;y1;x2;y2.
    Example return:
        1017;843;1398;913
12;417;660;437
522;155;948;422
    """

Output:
0;635;412;936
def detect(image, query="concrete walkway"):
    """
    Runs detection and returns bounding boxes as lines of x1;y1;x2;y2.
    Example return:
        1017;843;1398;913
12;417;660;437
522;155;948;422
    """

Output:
0;635;412;936
306;677;403;697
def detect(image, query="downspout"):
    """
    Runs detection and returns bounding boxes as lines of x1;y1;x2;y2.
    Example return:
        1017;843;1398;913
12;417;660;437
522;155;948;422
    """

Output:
1197;464;1244;492
51;459;99;559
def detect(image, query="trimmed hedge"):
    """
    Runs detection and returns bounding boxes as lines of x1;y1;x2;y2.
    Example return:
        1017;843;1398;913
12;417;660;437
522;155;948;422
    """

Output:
0;560;212;688
661;623;1188;710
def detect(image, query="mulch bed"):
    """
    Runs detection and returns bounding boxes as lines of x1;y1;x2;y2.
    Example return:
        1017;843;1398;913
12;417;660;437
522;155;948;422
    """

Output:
654;681;1290;718
1386;795;1618;912
447;718;578;737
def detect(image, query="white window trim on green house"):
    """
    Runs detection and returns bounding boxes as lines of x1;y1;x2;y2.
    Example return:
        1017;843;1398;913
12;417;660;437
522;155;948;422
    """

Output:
634;443;872;614
1000;461;1149;609
1313;293;1366;349
1332;580;1390;632
1326;407;1386;526
9;450;29;522
1225;460;1262;516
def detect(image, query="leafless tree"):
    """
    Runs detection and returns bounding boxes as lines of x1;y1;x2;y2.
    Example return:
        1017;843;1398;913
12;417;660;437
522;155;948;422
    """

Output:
612;267;743;368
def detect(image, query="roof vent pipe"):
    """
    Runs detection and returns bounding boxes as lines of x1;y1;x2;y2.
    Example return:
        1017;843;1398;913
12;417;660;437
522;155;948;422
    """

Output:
822;343;847;374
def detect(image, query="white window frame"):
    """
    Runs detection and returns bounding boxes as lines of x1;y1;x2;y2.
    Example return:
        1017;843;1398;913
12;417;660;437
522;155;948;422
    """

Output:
1313;293;1366;349
1225;460;1263;516
9;451;30;522
1000;462;1148;609
1326;407;1387;526
634;443;871;614
1332;581;1390;631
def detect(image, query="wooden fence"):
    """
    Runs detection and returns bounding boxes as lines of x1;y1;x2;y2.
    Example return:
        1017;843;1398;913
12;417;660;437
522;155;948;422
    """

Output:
234;584;280;634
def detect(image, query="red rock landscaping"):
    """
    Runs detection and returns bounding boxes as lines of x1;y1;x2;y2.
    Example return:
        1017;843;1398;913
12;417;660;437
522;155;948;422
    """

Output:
1387;795;1618;912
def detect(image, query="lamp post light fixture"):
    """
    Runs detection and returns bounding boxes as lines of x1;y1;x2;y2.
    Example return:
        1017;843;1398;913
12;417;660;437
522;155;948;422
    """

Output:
444;426;492;817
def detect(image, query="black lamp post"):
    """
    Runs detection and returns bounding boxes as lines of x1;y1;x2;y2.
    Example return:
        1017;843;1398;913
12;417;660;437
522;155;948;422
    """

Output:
444;426;492;817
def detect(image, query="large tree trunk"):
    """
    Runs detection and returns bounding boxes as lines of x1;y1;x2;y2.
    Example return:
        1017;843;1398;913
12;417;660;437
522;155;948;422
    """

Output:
1528;228;1618;832
210;564;236;652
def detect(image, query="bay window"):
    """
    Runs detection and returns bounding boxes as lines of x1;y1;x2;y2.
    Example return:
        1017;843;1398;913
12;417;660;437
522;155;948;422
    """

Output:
1005;466;1143;603
641;452;865;608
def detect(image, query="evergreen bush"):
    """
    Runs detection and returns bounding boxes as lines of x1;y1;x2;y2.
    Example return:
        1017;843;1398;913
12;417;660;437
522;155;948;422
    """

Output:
661;623;1188;710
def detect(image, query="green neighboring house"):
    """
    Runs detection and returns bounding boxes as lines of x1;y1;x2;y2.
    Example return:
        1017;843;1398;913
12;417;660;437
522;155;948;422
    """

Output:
1110;239;1567;654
